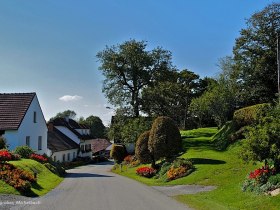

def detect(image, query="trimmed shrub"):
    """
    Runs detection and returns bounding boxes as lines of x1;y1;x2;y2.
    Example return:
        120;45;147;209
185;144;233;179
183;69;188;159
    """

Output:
135;131;152;164
14;146;34;158
110;144;126;164
148;116;182;163
0;136;7;149
233;103;271;127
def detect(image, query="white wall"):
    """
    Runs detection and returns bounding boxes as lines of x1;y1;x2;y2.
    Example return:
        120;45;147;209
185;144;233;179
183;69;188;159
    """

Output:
4;95;48;155
55;126;80;144
50;148;79;162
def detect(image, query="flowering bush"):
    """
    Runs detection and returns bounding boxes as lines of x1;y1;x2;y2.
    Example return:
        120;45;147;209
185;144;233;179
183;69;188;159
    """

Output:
248;165;275;184
242;165;278;194
136;166;156;178
0;163;36;192
123;155;133;164
156;158;194;182
30;154;48;163
0;150;12;163
167;166;187;180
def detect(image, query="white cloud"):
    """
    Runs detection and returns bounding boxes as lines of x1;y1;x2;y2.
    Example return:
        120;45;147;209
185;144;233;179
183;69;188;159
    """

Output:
59;95;83;102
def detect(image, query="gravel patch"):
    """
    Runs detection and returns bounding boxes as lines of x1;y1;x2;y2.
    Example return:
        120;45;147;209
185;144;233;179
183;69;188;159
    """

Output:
152;185;217;196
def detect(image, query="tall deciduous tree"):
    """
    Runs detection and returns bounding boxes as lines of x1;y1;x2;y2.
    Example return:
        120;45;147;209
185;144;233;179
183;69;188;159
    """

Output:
142;69;212;129
79;116;106;138
233;3;280;105
49;110;77;121
97;40;175;117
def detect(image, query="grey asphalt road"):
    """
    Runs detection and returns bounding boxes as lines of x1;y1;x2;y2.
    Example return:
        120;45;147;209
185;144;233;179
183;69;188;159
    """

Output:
10;162;191;210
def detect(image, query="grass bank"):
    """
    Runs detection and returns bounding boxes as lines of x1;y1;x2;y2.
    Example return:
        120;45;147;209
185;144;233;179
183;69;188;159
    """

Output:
113;127;280;209
0;159;63;197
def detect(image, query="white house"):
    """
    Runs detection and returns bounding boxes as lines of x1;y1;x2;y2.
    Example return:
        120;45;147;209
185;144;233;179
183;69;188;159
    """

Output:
46;124;79;162
0;93;48;155
50;118;93;158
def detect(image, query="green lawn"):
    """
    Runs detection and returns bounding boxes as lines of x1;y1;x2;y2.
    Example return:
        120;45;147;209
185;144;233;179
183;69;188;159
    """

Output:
0;159;63;197
113;127;280;209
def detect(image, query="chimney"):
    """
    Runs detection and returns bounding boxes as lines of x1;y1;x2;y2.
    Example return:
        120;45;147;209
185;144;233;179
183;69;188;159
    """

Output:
48;123;54;131
65;116;69;123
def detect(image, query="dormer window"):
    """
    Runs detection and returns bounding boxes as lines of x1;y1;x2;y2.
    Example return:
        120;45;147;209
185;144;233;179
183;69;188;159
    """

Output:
33;111;37;123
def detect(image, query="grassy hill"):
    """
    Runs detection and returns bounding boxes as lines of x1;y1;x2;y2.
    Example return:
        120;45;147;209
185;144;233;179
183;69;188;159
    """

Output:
113;127;280;209
0;159;63;197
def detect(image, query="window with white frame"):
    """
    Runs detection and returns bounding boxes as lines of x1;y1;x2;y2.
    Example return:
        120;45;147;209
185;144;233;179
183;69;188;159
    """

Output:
33;111;37;123
26;136;30;147
38;136;42;150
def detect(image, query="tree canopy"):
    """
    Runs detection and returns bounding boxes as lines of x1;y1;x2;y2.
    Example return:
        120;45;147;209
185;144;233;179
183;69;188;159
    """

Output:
79;116;106;138
49;110;77;122
97;39;176;117
233;3;280;105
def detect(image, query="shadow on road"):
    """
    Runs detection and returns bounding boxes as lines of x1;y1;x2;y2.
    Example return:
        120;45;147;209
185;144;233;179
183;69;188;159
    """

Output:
66;172;114;178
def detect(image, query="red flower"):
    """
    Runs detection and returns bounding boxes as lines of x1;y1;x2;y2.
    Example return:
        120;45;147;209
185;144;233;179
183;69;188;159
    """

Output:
30;154;48;163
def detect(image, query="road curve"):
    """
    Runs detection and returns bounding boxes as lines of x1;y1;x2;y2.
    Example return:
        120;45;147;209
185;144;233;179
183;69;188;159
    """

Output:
11;162;191;210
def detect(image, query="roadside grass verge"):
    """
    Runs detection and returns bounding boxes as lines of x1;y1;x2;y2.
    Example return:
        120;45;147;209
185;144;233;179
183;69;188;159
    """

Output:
0;159;63;197
112;127;280;209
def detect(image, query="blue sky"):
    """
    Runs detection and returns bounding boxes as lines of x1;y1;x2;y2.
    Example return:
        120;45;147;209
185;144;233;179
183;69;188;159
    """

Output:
0;0;275;125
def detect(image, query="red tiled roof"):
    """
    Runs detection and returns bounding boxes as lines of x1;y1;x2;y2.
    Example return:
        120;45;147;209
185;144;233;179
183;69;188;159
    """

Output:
0;93;35;130
89;139;112;154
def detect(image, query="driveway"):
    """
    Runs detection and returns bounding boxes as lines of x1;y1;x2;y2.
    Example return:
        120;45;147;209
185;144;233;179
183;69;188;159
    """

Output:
7;162;191;210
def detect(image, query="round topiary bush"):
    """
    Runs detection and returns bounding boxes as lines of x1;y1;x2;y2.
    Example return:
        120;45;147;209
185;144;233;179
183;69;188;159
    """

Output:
14;146;34;158
148;116;182;165
110;144;126;164
135;131;151;164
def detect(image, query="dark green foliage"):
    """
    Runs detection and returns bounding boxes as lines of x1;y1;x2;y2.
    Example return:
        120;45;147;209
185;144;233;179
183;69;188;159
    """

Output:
268;174;280;186
108;110;152;143
142;69;206;129
241;104;280;171
0;136;7;149
135;131;151;164
233;3;280;105
110;144;126;164
79;115;106;138
14;146;34;158
233;103;271;128
49;110;77;121
44;162;66;177
148;116;182;162
212;121;237;150
97;39;175;117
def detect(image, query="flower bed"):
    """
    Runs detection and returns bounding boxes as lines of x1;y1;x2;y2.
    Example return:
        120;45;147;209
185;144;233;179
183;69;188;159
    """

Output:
136;166;156;178
0;163;36;192
242;165;280;194
0;150;12;163
30;154;48;163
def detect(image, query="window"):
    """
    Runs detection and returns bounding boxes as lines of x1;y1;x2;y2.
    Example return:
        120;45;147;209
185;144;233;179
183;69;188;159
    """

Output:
73;152;76;158
62;154;65;162
67;153;70;161
53;156;56;162
26;136;30;147
33;111;37;123
38;136;42;150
